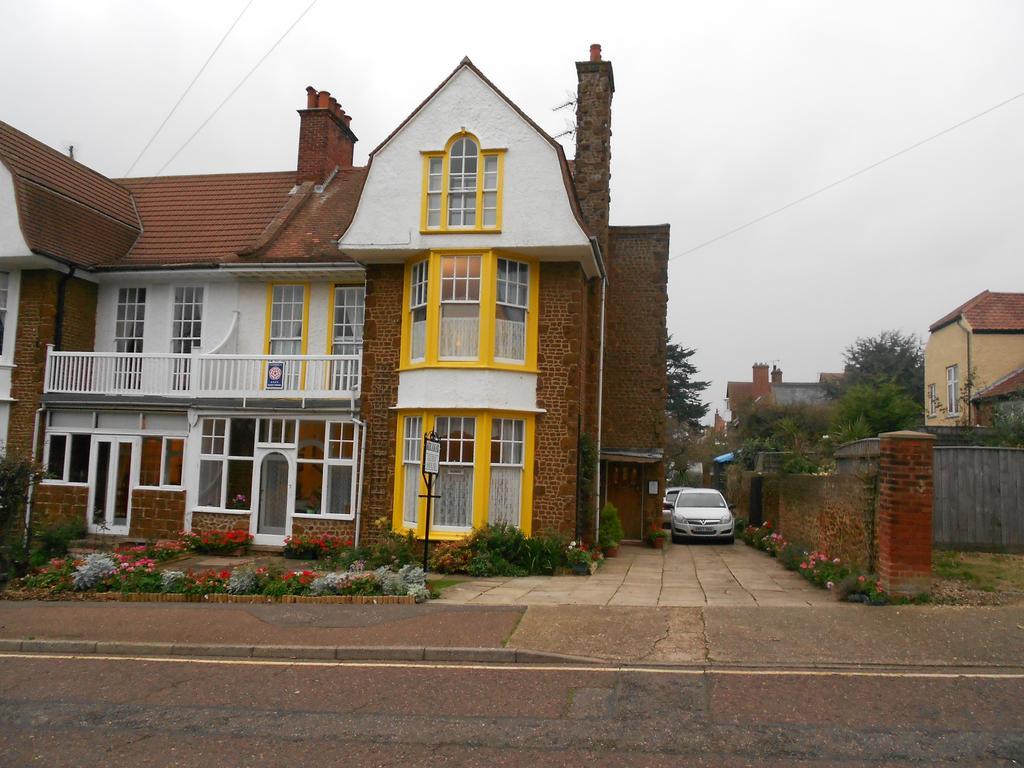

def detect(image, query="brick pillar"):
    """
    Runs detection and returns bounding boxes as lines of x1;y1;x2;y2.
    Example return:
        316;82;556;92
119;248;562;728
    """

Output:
877;430;935;597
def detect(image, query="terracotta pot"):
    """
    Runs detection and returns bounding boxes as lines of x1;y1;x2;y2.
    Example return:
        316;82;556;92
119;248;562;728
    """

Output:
650;537;664;550
603;545;619;558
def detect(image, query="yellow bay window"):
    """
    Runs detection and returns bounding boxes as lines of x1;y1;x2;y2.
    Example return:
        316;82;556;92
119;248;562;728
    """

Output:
400;250;538;371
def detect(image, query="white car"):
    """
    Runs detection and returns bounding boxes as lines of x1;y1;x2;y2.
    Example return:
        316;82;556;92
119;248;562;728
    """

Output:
662;486;684;527
671;488;734;544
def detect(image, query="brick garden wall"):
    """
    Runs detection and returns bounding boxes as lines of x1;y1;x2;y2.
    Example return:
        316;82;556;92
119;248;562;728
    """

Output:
130;489;186;540
190;512;251;533
775;474;878;572
291;517;356;539
358;263;403;544
31;484;88;531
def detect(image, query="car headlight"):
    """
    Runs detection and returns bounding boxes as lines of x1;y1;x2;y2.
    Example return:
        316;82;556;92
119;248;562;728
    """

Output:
721;514;732;523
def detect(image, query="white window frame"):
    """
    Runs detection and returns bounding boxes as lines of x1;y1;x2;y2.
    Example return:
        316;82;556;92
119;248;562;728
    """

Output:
447;137;478;228
331;286;365;356
494;258;529;363
196;417;256;512
409;261;429;363
426;157;443;228
269;284;305;390
115;287;146;353
136;435;185;490
42;432;92;486
170;286;203;391
402;416;423;528
0;272;8;358
434;415;476;531
439;254;481;361
488;418;524;527
946;365;960;416
293;419;358;520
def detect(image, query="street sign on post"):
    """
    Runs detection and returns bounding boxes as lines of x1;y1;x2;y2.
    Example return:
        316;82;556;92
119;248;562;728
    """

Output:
420;430;441;571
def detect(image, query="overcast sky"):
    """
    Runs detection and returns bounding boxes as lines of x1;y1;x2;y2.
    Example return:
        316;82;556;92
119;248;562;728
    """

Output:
2;0;1022;421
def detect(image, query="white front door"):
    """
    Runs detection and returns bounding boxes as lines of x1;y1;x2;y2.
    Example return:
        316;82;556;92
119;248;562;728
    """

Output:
252;449;293;546
87;436;138;535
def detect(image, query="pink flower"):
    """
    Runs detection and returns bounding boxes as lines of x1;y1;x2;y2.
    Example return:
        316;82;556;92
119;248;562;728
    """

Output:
833;558;841;565
826;581;834;590
858;575;866;582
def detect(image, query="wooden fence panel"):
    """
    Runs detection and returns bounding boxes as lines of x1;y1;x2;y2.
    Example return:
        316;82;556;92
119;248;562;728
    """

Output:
933;447;1024;551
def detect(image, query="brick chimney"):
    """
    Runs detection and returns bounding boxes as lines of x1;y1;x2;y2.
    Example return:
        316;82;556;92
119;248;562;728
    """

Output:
771;365;783;384
575;43;614;256
752;363;771;398
296;86;358;184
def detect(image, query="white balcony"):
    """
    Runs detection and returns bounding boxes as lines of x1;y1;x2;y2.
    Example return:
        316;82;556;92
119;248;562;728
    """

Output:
44;347;361;404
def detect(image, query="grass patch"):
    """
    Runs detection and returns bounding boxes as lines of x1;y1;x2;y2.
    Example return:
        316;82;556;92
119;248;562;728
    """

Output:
933;550;1024;593
426;578;460;595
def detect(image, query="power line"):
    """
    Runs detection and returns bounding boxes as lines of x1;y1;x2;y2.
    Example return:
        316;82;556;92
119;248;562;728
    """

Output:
122;0;256;176
149;0;319;179
670;86;1024;261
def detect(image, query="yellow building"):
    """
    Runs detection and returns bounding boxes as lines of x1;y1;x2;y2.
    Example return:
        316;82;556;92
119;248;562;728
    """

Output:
924;291;1024;426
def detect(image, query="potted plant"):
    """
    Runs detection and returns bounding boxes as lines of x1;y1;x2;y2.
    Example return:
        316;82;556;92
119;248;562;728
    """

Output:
648;529;668;549
565;541;597;575
598;502;624;557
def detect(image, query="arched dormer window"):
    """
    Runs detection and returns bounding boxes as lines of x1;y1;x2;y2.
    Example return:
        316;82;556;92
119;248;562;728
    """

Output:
422;132;504;232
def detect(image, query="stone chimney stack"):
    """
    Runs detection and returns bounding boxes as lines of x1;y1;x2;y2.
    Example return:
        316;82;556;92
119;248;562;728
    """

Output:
296;86;358;184
575;43;614;257
771;365;783;384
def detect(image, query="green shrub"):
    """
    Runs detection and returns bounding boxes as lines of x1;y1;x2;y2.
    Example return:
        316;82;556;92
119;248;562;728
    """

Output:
598;503;624;548
32;520;86;564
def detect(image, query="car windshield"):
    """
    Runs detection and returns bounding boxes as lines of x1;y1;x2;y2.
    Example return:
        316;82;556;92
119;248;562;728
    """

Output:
665;490;680;503
676;492;726;508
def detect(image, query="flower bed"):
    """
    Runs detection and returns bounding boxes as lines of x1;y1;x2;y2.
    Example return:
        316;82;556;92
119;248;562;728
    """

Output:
16;553;431;603
428;524;601;577
738;520;890;604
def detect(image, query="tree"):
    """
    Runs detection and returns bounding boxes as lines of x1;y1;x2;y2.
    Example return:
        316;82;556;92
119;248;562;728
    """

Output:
666;340;710;430
841;330;924;404
832;381;921;436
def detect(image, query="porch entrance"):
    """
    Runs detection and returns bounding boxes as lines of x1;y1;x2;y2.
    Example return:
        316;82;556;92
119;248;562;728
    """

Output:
88;436;137;535
255;451;291;544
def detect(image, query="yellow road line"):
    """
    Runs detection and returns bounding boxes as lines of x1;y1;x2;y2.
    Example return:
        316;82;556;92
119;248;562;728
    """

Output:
1;652;1023;679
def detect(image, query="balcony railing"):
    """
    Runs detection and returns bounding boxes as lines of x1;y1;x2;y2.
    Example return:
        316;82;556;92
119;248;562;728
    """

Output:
44;347;361;402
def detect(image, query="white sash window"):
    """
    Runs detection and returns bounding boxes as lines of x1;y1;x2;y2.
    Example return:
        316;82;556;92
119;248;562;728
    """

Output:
171;286;203;390
447;137;478;227
269;285;305;389
114;287;146;389
435;416;475;529
409;261;429;362
402;417;423;528
495;259;528;362
439;255;480;360
488;418;524;527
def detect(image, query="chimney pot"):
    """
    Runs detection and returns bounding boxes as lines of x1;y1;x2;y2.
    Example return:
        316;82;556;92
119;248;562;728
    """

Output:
317;90;331;109
305;86;318;109
590;43;602;62
296;86;356;183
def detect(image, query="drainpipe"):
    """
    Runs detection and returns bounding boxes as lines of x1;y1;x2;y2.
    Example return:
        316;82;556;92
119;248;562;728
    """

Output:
53;266;76;351
353;417;367;548
594;274;607;542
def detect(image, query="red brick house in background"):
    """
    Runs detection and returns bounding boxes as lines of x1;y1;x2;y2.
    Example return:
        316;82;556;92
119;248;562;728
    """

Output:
0;45;667;547
725;362;842;422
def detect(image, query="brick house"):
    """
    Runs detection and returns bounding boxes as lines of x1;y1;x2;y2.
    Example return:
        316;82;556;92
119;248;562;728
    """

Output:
725;363;840;420
924;290;1024;426
0;45;668;546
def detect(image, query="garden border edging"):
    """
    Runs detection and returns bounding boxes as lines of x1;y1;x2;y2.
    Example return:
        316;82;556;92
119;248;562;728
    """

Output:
0;590;415;604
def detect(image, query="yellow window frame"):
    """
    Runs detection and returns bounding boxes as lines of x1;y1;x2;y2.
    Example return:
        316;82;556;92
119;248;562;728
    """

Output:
420;131;505;233
391;410;536;540
399;250;538;372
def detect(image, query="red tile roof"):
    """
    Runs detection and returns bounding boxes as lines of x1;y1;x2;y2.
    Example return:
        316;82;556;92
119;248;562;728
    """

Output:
248;168;367;262
974;366;1024;401
114;172;298;267
0;120;141;266
930;290;1024;333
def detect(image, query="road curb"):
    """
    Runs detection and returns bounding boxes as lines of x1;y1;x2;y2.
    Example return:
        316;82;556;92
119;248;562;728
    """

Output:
0;638;600;666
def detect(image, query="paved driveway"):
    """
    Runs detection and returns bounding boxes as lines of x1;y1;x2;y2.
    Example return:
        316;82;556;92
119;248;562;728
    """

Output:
440;541;834;607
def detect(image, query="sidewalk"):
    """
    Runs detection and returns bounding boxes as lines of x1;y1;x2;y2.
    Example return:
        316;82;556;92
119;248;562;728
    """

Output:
441;542;833;607
2;599;1023;669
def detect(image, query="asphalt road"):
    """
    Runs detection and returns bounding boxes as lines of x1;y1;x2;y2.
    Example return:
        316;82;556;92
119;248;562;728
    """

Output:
1;655;1022;766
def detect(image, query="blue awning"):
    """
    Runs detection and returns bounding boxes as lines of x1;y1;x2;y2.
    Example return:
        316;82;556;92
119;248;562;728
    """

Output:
713;452;735;464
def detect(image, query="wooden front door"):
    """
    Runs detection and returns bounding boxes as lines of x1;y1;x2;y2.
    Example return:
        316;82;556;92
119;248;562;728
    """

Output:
607;461;644;540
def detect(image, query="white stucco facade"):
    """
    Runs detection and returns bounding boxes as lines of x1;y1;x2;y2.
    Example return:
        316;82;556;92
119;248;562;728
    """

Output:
0;163;31;259
339;65;594;269
395;368;541;412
